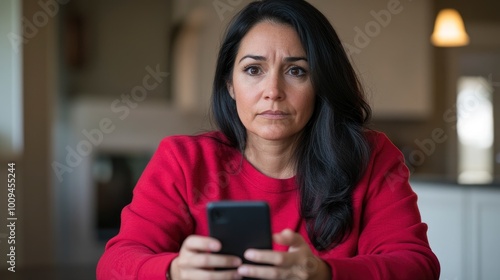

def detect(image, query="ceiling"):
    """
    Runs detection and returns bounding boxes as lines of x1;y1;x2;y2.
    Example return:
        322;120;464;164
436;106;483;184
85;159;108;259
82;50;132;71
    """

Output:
435;0;500;23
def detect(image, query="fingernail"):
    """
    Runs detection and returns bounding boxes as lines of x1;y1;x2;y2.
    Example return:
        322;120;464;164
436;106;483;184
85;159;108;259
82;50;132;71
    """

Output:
244;250;255;259
238;266;248;274
209;242;219;251
233;258;242;266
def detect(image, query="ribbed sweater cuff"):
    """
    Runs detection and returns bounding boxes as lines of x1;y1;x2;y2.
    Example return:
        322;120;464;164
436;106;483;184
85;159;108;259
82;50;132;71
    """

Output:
138;253;179;280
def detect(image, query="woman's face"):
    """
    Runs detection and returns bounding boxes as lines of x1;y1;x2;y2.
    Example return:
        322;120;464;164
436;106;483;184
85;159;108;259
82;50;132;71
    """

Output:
228;21;315;143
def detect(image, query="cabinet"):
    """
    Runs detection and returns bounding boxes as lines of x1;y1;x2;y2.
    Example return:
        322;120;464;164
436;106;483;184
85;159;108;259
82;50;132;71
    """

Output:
412;182;500;280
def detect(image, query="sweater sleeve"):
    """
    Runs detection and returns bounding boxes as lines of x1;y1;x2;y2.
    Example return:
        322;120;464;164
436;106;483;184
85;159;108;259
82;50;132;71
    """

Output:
96;137;193;280
323;133;440;279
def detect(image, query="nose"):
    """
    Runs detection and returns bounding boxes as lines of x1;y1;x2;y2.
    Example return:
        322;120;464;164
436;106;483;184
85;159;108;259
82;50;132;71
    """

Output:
264;73;284;101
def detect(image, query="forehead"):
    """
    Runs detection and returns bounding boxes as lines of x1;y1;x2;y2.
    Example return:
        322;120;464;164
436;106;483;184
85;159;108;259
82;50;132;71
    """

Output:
237;21;306;57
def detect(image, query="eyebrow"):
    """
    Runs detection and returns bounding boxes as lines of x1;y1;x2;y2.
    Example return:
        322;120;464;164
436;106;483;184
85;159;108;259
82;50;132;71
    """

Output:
238;55;308;63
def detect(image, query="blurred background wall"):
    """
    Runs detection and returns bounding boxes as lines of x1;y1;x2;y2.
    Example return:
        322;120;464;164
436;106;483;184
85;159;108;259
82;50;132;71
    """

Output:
0;0;499;279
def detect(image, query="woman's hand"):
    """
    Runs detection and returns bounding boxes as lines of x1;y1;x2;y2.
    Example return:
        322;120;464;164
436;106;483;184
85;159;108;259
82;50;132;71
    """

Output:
169;235;242;280
237;229;332;280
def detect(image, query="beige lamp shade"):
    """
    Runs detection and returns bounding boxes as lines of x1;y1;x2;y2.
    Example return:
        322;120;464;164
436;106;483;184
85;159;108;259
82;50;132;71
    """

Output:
431;9;470;47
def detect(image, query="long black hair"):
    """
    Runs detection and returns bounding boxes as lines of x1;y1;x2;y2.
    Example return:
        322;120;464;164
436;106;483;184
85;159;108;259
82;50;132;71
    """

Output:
211;0;371;251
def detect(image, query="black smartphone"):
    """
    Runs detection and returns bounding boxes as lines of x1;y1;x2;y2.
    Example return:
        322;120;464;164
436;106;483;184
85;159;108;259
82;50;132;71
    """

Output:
207;201;272;265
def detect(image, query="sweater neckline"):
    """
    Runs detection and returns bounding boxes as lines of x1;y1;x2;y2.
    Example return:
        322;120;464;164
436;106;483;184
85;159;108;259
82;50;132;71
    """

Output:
210;131;298;193
236;152;298;193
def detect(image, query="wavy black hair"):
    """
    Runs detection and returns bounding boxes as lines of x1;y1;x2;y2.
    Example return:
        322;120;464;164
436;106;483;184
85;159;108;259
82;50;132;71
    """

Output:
211;0;372;251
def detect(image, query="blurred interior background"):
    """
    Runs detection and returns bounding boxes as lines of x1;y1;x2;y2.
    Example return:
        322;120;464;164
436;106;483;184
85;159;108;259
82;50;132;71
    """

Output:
0;0;499;279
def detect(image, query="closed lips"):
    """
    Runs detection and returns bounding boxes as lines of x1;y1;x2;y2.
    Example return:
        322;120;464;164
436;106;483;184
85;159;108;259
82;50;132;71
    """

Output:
258;110;289;119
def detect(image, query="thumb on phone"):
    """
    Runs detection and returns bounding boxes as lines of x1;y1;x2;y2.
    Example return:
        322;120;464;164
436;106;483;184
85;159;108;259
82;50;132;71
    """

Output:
273;228;308;252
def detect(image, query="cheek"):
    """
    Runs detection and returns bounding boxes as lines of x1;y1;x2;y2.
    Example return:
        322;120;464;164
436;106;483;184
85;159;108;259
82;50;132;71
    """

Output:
233;85;259;111
234;94;253;120
298;91;316;118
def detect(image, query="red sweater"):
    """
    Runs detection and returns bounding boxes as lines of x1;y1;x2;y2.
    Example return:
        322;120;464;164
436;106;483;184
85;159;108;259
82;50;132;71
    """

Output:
96;131;439;279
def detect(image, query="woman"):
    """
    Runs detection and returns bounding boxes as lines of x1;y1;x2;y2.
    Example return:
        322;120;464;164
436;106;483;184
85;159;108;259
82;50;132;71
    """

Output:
97;0;440;279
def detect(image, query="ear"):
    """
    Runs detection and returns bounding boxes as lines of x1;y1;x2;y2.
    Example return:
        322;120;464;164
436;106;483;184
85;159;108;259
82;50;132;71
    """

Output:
226;82;235;100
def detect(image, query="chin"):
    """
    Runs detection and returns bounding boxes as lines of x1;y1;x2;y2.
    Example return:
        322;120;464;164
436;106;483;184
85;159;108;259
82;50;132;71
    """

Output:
252;130;298;142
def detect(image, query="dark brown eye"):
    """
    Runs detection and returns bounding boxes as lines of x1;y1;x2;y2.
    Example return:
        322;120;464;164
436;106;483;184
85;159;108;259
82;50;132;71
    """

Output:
245;66;261;75
288;67;306;77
